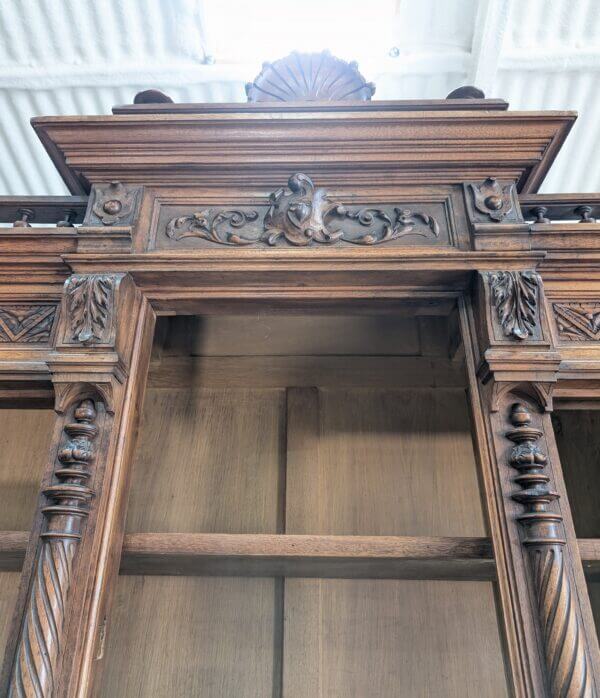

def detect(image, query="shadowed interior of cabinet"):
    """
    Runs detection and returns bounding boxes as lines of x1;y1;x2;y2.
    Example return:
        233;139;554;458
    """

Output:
553;409;600;643
99;305;509;698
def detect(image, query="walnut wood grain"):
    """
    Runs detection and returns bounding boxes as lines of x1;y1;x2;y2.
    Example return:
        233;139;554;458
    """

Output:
3;63;600;698
9;400;99;697
118;533;495;580
507;403;595;697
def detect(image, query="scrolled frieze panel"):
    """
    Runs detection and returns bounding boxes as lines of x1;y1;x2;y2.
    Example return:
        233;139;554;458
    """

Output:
0;304;57;344
155;173;455;249
553;302;600;342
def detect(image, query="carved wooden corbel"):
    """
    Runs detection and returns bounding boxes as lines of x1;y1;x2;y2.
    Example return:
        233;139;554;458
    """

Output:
56;272;139;356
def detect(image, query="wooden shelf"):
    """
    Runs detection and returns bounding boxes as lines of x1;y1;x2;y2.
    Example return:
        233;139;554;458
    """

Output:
2;531;494;580
6;533;600;581
578;539;600;581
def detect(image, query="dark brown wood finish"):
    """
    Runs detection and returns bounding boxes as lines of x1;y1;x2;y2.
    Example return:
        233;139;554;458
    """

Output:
1;64;600;697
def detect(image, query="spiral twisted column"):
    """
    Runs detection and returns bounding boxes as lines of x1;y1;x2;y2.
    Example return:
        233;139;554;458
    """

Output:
10;400;97;698
507;403;594;698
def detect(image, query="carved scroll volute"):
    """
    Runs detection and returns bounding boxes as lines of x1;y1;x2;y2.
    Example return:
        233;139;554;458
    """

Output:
506;402;595;697
9;397;101;697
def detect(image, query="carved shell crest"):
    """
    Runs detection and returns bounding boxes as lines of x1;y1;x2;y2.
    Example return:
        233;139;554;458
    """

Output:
246;51;375;102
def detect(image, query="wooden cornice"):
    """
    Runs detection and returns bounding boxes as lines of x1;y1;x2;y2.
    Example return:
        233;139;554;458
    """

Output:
32;108;575;195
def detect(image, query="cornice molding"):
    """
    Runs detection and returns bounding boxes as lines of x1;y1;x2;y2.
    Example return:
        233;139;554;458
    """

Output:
32;110;575;195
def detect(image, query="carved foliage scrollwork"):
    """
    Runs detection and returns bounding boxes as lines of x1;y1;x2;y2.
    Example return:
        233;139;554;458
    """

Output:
553;302;600;341
167;210;259;246
10;400;99;697
506;403;594;697
0;304;57;343
488;270;540;340
65;274;115;344
165;173;441;247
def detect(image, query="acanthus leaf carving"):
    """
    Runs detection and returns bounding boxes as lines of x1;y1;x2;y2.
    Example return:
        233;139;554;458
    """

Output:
66;274;114;344
488;270;540;340
506;403;594;697
553;302;600;341
164;173;441;248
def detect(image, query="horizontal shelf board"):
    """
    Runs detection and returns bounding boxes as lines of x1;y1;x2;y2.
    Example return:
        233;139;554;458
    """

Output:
4;533;599;580
579;539;600;580
0;531;28;571
121;533;495;580
1;531;494;580
147;356;467;389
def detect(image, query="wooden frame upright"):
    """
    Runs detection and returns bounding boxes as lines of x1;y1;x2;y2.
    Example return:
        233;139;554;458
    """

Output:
1;90;600;697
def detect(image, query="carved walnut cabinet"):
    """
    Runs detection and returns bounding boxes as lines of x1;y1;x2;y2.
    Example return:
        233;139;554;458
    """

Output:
1;53;600;697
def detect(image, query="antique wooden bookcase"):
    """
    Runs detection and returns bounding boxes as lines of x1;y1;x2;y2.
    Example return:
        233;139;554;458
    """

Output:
1;54;600;697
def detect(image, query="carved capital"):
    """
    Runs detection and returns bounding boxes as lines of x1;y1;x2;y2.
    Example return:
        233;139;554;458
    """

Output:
54;273;143;382
475;272;560;385
84;181;141;226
